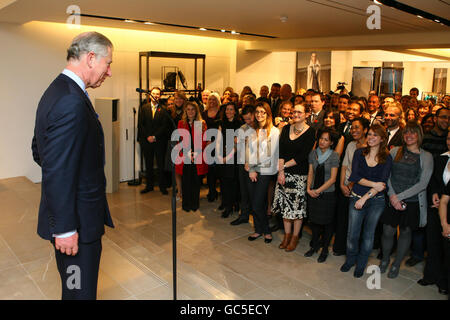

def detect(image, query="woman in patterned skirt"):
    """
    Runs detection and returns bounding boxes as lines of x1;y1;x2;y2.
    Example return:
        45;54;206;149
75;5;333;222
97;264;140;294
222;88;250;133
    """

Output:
273;103;315;252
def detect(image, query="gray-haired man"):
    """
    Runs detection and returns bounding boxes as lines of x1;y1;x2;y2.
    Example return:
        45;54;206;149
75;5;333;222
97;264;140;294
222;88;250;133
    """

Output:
32;32;115;299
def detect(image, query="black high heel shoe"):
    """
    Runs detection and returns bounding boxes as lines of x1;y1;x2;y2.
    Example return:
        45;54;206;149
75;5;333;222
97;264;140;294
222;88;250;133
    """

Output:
248;234;262;241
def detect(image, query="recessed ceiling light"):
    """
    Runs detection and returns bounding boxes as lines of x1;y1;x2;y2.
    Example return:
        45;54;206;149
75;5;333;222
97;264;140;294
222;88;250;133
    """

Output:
124;19;136;23
199;27;207;31
374;0;382;5
435;19;440;23
221;29;226;32
417;15;423;19
144;22;154;25
231;30;240;35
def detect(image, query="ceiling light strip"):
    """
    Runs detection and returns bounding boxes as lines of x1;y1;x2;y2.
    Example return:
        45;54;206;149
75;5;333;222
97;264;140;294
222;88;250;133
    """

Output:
374;0;450;26
76;13;276;38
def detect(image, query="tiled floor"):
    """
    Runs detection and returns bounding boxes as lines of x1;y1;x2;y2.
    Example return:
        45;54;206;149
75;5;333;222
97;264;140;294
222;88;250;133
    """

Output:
0;176;446;300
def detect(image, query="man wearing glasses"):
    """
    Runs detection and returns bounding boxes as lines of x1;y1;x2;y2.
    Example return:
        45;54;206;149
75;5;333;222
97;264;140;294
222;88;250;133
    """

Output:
422;108;450;158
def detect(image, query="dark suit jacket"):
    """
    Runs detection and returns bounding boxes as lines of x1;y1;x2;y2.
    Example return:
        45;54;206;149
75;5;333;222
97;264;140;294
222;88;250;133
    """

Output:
137;102;171;146
32;74;114;243
306;109;325;132
269;97;282;119
429;154;448;198
387;127;403;150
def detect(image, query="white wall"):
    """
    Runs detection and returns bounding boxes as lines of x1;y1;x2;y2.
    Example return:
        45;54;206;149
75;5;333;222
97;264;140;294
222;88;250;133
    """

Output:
233;42;296;95
0;21;237;182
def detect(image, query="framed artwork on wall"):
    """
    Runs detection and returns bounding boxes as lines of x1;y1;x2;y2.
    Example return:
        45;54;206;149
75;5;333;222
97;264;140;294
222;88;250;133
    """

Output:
432;68;447;94
296;51;331;93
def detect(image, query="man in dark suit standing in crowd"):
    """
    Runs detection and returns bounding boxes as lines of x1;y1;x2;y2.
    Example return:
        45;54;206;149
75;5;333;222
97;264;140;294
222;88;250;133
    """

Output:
307;92;326;132
269;83;282;119
385;103;404;150
138;87;171;195
31;32;115;300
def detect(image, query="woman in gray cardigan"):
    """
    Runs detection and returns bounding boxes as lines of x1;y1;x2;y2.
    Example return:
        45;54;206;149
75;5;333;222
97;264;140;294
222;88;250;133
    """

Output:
380;121;433;278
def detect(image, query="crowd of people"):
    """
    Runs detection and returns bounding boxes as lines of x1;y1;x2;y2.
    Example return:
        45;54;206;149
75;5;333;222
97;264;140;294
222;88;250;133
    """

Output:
137;83;450;298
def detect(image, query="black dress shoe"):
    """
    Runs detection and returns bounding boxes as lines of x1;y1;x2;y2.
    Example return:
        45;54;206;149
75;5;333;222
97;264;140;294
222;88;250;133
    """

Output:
405;257;423;267
248;234;262;241
207;193;218;202
230;217;248;226
233;204;240;212
218;204;225;210
438;287;448;295
333;251;345;256
160;188;168;195
317;251;328;263
417;278;435;286
304;248;318;257
140;186;154;194
221;210;232;218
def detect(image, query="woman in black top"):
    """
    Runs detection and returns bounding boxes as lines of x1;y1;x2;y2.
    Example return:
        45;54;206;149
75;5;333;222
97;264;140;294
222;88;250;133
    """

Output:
418;130;450;295
202;92;221;202
216;102;242;218
273;103;315;252
438;181;450;299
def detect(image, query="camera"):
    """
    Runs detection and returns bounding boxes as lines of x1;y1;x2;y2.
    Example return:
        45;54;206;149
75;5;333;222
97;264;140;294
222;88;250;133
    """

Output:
282;117;290;122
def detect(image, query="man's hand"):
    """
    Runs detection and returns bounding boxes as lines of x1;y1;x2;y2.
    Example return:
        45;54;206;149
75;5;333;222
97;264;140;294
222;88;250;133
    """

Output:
147;136;156;143
249;171;258;182
55;232;79;256
442;223;450;239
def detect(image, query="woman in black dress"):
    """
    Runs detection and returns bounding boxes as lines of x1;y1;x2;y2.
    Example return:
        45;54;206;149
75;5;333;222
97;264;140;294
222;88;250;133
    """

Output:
273;103;315;252
202;92;221;202
216;102;242;218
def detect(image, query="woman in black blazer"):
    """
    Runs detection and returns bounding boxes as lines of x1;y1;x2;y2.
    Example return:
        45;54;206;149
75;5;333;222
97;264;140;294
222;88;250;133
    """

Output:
418;130;450;295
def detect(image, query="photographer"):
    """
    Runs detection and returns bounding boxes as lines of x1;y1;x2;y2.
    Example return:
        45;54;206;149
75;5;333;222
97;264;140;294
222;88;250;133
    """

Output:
274;101;293;129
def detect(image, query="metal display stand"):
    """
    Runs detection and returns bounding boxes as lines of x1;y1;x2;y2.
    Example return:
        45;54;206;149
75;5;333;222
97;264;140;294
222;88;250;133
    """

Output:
137;51;206;301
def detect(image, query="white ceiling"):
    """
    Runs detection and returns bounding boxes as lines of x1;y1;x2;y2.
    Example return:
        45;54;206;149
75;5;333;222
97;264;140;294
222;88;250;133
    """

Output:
0;0;448;41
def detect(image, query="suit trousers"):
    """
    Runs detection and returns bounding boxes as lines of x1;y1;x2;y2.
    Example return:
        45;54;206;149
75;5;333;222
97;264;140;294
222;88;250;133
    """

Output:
238;165;252;220
182;163;201;211
423;208;447;289
142;140;167;190
247;173;272;235
54;238;102;300
333;191;349;255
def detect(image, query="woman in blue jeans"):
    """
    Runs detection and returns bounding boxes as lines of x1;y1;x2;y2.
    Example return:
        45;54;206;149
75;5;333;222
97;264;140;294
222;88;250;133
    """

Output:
340;124;393;278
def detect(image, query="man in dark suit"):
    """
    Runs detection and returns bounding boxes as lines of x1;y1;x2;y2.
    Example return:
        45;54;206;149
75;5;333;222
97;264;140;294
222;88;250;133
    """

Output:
306;92;326;132
367;94;385;126
31;32;115;300
268;83;281;120
138;87;171;195
385;104;403;150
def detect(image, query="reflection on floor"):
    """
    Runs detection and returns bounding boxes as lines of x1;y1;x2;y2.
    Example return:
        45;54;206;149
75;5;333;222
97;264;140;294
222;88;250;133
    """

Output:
0;176;446;300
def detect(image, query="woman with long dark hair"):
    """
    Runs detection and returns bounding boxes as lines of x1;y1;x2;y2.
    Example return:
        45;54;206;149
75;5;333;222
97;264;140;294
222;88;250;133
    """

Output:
340;124;393;278
216;102;242;218
247;102;280;243
305;128;340;262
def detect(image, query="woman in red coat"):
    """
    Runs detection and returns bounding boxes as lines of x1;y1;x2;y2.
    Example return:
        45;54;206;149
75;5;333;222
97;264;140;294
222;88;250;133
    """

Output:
175;101;208;212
